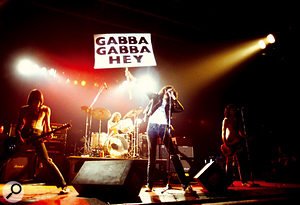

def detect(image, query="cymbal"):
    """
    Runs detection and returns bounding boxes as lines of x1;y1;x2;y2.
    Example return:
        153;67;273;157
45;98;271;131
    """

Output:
91;108;111;120
81;106;92;113
124;107;143;118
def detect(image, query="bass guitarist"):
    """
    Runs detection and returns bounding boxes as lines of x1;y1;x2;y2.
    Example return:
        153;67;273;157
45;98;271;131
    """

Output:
15;89;69;194
221;104;250;186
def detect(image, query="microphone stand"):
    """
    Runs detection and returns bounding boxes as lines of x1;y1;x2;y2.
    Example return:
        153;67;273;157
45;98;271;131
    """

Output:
161;92;175;193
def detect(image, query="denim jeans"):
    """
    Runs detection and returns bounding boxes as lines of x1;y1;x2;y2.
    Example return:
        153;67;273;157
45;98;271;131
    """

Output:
146;123;188;189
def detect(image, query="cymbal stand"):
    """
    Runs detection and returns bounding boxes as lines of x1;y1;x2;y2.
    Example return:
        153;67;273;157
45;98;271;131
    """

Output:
161;92;175;193
132;114;140;158
83;84;106;156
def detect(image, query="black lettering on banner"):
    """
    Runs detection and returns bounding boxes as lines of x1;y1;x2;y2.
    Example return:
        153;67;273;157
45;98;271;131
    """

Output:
118;37;127;44
133;55;143;63
107;37;118;45
123;55;131;63
139;37;148;44
108;47;118;55
129;46;139;53
128;36;138;44
109;56;120;64
96;37;105;45
120;46;129;54
140;46;151;53
96;47;106;55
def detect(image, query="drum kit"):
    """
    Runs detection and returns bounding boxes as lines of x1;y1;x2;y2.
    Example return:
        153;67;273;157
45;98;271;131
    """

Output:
81;106;145;159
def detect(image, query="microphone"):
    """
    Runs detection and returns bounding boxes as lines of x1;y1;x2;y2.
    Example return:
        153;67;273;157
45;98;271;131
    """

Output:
104;82;108;89
167;89;176;100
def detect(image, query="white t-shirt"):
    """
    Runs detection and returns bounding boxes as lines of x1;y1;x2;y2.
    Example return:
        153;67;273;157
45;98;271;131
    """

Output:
148;99;168;125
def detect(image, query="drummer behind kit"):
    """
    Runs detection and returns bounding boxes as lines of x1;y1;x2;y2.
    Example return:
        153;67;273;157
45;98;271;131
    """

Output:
81;106;145;159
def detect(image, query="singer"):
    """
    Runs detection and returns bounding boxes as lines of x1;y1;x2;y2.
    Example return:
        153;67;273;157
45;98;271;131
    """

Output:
143;85;195;195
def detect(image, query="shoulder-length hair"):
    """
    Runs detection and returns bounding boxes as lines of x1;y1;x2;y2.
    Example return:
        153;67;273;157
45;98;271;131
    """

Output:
27;89;44;106
158;85;178;98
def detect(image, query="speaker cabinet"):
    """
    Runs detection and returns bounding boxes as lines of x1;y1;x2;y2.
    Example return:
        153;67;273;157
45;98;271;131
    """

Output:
194;161;232;192
1;155;36;182
157;145;194;172
72;160;146;199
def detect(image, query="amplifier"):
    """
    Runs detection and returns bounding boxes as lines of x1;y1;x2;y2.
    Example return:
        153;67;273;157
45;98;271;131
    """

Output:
50;123;68;142
44;141;65;155
157;145;194;173
1;154;36;182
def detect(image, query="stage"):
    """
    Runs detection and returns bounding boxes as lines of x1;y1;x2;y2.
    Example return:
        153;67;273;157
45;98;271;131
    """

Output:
1;181;300;204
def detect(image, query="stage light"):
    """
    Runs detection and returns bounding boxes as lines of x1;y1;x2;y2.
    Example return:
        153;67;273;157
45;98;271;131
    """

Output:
138;74;158;93
266;34;275;44
258;40;266;49
48;68;57;77
65;78;70;84
94;82;99;87
81;80;86;86
16;58;39;76
171;38;263;96
74;80;78;85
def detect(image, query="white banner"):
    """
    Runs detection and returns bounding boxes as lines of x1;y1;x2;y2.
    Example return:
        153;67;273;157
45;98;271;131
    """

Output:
94;33;157;69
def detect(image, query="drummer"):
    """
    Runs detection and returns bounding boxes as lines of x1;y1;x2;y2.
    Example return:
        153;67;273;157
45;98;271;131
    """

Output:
107;112;122;137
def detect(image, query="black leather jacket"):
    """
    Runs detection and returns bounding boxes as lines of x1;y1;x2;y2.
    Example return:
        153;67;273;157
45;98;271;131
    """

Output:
143;92;184;122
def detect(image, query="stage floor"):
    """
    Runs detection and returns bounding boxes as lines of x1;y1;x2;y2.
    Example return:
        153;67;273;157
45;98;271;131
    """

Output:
1;181;300;204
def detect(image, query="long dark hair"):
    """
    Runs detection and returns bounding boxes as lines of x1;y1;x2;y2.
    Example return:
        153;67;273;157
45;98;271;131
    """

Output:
27;89;44;106
158;85;178;99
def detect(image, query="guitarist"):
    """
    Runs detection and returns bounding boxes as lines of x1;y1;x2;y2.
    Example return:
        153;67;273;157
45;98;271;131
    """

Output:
221;104;250;186
15;89;69;194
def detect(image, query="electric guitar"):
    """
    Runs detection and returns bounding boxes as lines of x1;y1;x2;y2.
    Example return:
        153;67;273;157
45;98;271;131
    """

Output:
5;123;71;155
21;123;71;143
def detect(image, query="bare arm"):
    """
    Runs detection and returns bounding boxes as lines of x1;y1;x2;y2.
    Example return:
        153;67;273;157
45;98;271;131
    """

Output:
44;107;53;139
222;118;227;145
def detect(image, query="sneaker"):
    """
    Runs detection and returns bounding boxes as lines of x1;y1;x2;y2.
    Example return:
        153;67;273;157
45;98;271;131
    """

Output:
184;185;197;196
145;185;153;192
59;186;70;195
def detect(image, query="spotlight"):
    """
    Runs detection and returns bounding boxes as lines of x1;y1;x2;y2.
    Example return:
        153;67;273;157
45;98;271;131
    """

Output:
16;59;39;76
81;80;86;86
258;40;266;49
48;68;57;77
74;80;78;85
266;34;275;44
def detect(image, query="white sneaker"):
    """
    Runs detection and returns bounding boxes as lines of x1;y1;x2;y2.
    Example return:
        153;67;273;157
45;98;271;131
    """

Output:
59;186;70;195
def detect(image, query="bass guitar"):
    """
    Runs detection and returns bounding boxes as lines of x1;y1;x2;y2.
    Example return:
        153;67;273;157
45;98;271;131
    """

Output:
21;123;71;143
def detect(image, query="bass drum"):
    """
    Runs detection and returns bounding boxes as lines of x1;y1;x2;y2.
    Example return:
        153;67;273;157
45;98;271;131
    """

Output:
105;134;129;158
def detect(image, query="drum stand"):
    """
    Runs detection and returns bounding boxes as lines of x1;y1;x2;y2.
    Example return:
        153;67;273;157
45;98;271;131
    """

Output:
83;84;107;156
132;116;140;158
83;111;93;156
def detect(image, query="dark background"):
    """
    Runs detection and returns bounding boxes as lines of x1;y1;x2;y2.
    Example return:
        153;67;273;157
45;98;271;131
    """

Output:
0;0;299;181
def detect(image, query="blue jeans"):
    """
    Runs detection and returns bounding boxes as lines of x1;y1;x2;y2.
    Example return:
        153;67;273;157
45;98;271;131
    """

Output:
146;123;189;189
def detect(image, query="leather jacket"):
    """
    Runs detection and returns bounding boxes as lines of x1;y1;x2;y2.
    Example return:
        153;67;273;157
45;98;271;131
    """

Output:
143;92;184;122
